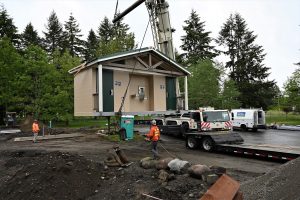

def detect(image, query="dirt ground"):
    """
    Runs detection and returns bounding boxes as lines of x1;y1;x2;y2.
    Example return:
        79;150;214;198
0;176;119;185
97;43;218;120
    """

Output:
0;127;282;200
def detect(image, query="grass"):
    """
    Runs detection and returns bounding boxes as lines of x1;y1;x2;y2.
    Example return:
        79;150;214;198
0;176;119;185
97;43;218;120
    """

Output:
266;110;300;126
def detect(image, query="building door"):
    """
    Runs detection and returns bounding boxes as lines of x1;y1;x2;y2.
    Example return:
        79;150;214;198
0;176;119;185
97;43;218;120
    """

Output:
103;69;114;112
166;77;176;110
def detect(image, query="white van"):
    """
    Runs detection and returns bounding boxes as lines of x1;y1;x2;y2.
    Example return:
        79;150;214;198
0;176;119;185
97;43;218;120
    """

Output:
231;109;266;132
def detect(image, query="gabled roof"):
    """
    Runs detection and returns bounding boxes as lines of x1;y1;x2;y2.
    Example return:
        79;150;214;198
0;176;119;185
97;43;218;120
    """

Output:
68;47;190;75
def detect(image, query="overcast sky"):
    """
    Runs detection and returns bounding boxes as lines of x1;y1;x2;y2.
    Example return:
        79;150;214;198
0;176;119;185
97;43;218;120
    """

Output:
1;0;299;89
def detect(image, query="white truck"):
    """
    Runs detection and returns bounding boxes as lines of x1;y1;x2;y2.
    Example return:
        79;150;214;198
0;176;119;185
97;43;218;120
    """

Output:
158;108;233;133
157;108;243;152
231;109;266;132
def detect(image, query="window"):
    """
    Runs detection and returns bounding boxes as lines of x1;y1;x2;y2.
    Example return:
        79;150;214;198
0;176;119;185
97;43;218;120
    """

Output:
237;112;246;117
203;111;230;122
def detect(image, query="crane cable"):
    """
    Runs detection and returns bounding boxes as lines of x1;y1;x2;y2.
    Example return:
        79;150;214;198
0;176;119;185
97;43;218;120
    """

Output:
114;0;119;18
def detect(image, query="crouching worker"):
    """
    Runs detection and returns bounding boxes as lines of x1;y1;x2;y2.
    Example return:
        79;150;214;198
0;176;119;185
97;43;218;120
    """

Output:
104;144;129;167
146;120;160;159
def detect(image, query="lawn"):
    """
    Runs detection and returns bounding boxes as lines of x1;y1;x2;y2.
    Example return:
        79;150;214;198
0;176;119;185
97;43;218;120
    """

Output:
266;110;300;126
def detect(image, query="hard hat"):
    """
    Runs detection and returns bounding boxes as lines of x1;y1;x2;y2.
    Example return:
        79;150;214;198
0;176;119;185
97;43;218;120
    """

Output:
34;119;38;122
151;120;156;125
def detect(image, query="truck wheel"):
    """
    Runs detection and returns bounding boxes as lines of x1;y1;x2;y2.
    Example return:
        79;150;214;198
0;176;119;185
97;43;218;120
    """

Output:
241;124;248;131
186;136;198;149
181;123;189;138
201;137;214;152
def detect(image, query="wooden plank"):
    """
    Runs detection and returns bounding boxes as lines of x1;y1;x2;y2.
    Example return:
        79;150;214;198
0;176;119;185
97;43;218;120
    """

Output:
14;133;84;142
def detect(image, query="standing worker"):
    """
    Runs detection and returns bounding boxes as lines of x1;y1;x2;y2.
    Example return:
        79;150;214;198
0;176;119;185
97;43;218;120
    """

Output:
32;119;40;143
146;120;160;159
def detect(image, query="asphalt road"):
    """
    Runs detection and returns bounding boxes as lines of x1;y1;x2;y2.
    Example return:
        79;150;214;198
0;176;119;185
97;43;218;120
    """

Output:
237;129;300;147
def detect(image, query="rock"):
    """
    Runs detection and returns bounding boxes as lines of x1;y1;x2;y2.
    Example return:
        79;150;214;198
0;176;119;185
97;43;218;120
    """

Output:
209;166;226;176
189;193;194;198
188;164;211;179
140;157;158;169
66;161;73;166
156;157;173;170
158;169;169;183
206;174;219;185
168;158;190;174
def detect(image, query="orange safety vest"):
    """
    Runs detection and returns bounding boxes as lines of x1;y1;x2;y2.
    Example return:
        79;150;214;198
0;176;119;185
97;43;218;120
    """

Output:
32;123;40;133
146;125;160;141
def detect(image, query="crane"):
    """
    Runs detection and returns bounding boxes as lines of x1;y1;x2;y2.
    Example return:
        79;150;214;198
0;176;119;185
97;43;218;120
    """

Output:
113;0;175;60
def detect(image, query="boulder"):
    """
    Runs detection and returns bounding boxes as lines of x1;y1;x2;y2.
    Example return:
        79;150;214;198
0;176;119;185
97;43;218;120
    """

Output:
140;157;158;169
168;158;190;174
210;166;226;177
188;164;211;179
158;169;169;183
156;157;173;170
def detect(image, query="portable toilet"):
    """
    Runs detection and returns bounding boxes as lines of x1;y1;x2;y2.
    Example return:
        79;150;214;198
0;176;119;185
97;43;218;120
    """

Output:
120;115;134;139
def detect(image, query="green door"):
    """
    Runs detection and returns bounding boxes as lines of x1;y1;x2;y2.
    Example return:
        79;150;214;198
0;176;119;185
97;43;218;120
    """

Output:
103;69;114;112
166;77;176;110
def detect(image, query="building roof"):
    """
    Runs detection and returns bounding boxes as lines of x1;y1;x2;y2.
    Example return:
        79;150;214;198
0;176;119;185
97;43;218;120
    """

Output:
68;47;190;75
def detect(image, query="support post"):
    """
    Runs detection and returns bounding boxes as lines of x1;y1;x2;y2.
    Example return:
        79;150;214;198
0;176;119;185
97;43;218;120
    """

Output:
184;76;188;110
98;64;103;112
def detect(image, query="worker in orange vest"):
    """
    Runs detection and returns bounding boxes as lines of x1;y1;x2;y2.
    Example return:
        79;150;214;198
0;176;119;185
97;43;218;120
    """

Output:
32;119;40;143
146;120;160;159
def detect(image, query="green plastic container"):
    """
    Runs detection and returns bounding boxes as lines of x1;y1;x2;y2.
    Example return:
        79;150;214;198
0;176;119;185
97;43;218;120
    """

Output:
120;115;134;140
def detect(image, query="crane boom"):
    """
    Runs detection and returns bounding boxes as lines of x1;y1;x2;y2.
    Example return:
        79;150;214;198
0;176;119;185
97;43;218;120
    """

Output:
113;0;175;59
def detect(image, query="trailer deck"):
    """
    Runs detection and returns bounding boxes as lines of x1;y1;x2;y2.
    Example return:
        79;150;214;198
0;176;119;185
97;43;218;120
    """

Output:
214;130;300;161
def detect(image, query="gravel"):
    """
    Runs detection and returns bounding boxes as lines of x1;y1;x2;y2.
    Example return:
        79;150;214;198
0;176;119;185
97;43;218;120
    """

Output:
241;157;300;200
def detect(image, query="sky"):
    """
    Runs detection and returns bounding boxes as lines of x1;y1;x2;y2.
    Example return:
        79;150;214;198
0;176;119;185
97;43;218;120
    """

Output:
1;0;299;89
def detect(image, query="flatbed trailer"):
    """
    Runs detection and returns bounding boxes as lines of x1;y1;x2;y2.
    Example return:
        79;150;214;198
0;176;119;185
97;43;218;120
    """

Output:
216;143;300;161
184;130;300;161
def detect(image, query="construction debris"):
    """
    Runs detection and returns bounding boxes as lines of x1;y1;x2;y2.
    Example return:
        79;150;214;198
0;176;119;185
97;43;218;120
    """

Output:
200;174;242;200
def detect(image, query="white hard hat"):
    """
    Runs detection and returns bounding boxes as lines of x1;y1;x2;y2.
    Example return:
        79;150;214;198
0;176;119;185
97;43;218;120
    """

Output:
151;120;156;125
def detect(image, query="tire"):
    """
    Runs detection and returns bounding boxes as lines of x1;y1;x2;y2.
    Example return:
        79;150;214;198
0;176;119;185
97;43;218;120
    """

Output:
181;123;189;138
241;124;248;132
186;136;198;149
201;137;214;152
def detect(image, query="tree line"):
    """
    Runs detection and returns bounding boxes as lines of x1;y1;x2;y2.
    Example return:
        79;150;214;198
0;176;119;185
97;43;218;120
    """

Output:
0;5;299;124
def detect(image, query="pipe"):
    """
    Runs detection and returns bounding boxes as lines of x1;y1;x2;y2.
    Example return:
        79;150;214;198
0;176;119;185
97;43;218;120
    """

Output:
112;0;146;23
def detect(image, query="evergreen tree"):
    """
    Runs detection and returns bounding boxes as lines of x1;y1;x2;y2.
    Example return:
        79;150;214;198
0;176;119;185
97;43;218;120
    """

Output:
0;6;19;46
84;29;98;61
180;10;217;65
97;17;113;43
220;79;241;109
217;13;276;109
21;22;41;49
112;15;135;51
188;60;221;109
96;16;135;56
43;11;65;56
64;13;84;57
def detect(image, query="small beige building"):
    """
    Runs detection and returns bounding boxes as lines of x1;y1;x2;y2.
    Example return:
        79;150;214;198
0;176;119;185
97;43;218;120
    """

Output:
69;47;190;116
